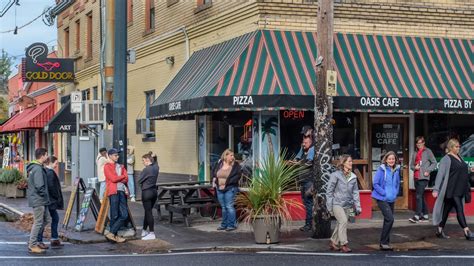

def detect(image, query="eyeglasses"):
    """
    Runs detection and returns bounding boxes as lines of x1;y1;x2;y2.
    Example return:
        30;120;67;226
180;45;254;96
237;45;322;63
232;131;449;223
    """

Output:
454;145;461;148
416;142;424;145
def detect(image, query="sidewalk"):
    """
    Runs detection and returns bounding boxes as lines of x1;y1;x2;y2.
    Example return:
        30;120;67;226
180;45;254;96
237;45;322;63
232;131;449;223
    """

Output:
2;192;474;254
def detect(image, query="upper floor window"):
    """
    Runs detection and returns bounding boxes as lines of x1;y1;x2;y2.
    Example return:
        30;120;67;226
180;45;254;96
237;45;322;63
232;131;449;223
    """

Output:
86;13;93;58
127;0;133;24
195;0;212;13
82;88;90;101
75;19;81;53
64;28;70;57
145;0;155;32
92;86;98;100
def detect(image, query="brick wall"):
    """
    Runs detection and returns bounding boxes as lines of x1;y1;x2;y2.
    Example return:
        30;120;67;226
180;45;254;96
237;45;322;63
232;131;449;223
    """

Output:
55;0;474;174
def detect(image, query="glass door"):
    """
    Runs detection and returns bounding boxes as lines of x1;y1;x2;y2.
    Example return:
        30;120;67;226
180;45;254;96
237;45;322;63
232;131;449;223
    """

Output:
369;117;409;209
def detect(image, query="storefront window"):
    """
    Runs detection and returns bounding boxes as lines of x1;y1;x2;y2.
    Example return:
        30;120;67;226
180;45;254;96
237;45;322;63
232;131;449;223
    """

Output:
415;114;474;186
333;112;361;159
208;117;229;168
280;110;313;159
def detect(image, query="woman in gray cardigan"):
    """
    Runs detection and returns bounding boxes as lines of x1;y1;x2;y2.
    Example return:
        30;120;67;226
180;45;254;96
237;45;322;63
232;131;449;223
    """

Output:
326;154;361;253
432;138;474;240
409;136;437;223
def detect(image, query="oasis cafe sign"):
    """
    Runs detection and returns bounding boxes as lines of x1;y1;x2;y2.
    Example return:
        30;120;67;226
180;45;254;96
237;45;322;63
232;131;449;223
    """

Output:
22;42;75;83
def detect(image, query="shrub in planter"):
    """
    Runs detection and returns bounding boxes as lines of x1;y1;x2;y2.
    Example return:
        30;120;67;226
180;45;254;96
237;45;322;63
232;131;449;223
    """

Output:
236;150;307;244
3;169;25;198
0;169;5;196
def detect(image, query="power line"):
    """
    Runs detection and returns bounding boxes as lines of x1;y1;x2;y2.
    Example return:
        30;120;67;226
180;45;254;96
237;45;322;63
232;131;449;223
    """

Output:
0;8;49;34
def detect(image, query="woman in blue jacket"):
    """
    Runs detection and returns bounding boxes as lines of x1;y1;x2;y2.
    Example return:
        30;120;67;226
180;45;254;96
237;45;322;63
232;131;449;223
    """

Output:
371;151;401;251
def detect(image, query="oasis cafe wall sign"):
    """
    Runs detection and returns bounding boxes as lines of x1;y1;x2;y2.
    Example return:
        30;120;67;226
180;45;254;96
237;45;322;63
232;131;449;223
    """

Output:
22;42;75;83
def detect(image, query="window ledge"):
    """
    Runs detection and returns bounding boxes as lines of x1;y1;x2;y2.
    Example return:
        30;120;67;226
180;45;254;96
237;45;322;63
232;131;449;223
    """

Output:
84;56;93;63
194;2;212;14
142;136;156;142
142;28;155;37
127;21;133;27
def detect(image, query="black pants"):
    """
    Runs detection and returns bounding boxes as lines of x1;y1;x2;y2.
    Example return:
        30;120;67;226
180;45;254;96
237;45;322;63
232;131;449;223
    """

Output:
142;188;158;232
439;196;468;229
300;181;314;226
377;200;394;245
415;180;429;217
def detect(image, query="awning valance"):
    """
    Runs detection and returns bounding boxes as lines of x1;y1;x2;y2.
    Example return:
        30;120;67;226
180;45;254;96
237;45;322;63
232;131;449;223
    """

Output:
150;30;473;119
44;101;76;133
0;101;55;133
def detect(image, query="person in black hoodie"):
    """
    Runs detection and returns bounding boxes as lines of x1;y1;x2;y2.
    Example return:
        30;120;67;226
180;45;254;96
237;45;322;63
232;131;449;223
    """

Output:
37;156;64;248
138;152;159;240
212;149;242;231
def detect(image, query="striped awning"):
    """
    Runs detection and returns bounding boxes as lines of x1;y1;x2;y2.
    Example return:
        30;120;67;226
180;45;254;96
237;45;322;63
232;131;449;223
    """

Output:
333;34;473;113
150;30;473;119
0;101;55;133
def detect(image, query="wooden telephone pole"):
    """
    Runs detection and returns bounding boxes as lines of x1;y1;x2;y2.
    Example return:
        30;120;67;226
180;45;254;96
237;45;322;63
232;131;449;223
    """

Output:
312;0;335;239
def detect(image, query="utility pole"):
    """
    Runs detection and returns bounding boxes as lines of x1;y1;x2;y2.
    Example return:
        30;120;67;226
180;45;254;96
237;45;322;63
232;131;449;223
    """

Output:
312;0;334;239
113;0;127;164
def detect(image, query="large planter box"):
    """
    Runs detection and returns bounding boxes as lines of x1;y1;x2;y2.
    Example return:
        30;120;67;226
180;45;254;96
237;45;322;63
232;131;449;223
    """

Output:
358;190;373;219
5;183;25;198
409;188;474;216
282;191;306;221
0;183;5;196
281;190;373;221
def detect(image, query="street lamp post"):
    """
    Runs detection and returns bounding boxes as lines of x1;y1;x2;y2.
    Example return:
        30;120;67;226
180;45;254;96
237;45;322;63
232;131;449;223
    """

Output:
312;0;335;239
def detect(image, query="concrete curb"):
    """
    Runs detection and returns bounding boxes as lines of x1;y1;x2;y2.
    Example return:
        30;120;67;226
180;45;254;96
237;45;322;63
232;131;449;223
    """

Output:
0;203;24;221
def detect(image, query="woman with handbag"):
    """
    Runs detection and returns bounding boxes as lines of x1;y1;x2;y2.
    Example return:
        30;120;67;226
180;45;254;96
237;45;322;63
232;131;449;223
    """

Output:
371;151;401;251
326;154;361;253
432;138;474;241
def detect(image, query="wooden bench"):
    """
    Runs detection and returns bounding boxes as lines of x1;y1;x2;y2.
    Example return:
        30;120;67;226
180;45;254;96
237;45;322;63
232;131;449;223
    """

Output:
166;202;220;227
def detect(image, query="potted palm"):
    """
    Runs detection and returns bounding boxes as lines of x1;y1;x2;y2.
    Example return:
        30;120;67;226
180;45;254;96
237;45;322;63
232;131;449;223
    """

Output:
236;150;308;244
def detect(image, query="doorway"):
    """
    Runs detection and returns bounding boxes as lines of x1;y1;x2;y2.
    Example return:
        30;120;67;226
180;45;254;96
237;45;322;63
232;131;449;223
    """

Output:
369;117;409;209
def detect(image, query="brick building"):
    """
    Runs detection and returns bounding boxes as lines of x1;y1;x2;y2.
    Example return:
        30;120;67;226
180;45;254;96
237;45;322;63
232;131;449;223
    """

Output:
54;0;473;212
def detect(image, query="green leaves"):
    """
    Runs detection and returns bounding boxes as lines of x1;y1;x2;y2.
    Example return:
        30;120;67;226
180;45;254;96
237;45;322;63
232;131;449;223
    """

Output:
236;150;308;227
0;168;23;184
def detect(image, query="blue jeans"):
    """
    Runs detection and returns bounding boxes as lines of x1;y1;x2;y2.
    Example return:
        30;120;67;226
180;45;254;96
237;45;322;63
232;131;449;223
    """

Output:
128;174;135;198
301;181;314;226
109;191;129;235
99;181;106;201
217;186;238;228
38;207;59;242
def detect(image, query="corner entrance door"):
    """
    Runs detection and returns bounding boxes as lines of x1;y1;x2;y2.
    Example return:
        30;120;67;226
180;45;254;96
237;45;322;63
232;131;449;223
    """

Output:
369;117;409;209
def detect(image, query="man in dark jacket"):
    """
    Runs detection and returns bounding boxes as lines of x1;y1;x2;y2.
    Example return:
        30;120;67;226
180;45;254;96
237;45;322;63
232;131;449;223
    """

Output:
37;156;64;248
294;135;315;232
27;148;50;254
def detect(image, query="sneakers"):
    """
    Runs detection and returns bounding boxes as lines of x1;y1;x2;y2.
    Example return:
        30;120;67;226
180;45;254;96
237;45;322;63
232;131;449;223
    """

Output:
408;216;419;223
141;230;149;237
131;197;136;202
37;242;49;249
299;224;312;232
379;244;393;251
28;245;46;254
50;240;64;249
142;232;156;240
225;227;237;232
419;215;429;222
217;226;227;231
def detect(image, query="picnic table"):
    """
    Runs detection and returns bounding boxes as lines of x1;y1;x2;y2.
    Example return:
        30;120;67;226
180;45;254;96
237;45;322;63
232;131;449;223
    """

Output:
154;182;219;227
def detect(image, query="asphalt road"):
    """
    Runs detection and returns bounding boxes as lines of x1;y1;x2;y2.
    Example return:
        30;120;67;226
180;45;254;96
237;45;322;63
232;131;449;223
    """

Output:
1;250;474;266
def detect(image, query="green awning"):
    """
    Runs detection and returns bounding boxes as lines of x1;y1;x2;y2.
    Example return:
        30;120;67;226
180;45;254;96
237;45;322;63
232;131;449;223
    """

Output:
150;30;473;119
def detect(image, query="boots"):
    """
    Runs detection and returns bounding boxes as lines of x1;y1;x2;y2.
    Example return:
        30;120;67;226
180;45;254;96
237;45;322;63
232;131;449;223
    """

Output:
28;245;46;254
50;240;64;249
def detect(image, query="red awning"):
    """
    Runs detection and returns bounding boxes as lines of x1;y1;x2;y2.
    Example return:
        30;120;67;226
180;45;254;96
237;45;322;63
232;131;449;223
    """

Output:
0;101;55;132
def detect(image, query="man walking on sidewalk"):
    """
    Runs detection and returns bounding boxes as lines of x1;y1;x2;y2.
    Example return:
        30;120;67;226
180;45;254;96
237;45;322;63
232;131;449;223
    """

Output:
26;148;50;254
104;148;128;243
